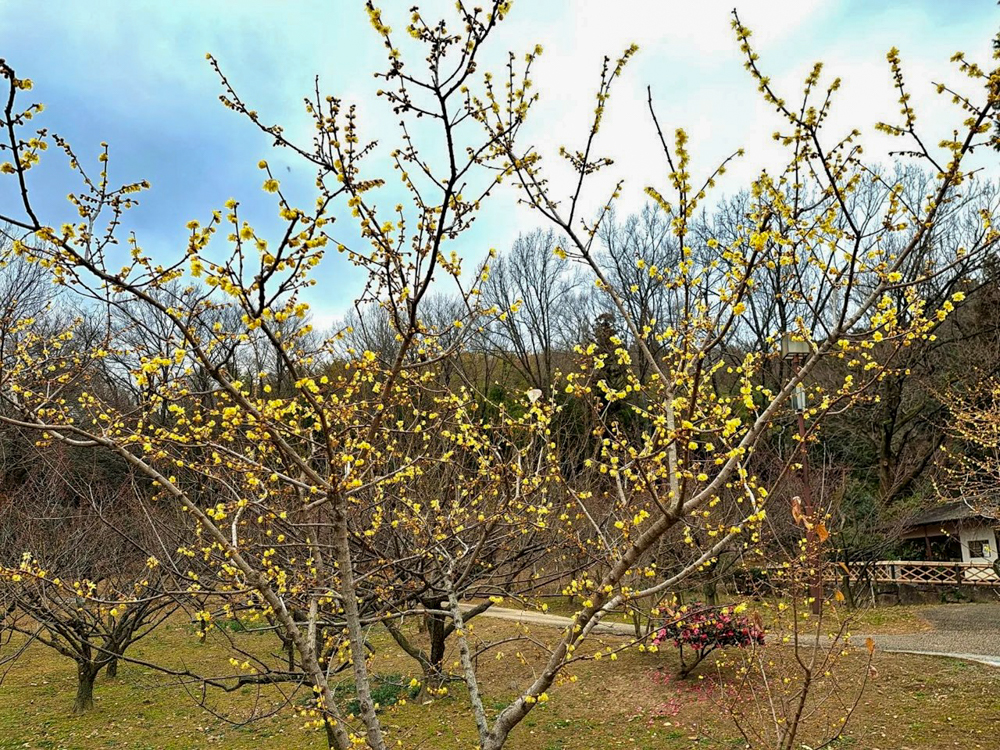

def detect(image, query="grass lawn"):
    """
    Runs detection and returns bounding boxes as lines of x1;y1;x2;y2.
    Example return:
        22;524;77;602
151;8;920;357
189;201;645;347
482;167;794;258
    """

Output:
0;607;995;749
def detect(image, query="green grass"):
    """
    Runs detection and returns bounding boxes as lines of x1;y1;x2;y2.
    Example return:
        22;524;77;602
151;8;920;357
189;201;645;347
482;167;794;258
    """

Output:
0;607;995;749
331;672;419;715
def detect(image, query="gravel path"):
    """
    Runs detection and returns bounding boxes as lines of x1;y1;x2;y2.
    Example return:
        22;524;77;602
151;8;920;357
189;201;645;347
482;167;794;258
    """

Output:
474;603;1000;667
854;604;1000;666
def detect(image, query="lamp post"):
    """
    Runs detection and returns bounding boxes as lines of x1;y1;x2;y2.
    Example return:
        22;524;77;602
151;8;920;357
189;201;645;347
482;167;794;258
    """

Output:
781;333;823;615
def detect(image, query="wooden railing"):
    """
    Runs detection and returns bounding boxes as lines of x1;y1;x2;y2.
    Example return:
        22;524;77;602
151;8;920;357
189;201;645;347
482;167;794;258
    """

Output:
827;560;999;586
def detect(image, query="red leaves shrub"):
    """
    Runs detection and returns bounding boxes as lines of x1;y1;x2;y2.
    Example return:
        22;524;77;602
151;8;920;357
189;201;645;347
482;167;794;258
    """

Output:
653;602;765;677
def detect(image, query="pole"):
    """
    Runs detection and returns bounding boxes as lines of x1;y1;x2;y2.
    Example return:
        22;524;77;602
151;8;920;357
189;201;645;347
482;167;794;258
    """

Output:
794;354;823;615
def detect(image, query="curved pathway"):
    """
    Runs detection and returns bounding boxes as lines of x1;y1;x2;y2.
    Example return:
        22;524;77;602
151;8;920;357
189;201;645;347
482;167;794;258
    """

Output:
469;604;636;636
472;603;1000;667
853;603;1000;667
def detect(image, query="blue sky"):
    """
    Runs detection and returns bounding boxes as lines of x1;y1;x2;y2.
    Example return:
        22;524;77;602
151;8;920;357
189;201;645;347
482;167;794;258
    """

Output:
2;0;997;327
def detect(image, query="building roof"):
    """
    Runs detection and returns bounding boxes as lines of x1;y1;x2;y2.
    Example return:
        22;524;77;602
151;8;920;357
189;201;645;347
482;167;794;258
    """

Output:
907;501;999;528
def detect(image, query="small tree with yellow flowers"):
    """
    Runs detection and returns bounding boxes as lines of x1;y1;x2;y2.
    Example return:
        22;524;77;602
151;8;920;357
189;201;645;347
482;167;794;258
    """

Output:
717;496;876;750
939;376;1000;547
469;6;999;748
0;555;175;713
0;3;560;746
0;459;179;713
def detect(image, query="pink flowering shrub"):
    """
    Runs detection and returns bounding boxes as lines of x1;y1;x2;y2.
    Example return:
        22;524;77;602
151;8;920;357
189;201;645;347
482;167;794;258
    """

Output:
653;602;765;678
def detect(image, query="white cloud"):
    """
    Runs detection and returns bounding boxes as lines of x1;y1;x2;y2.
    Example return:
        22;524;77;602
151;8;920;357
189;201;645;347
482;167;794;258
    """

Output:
456;0;999;252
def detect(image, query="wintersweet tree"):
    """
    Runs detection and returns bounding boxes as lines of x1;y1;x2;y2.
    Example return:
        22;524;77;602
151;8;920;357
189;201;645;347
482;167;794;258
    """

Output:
0;551;175;713
0;455;179;712
940;377;1000;526
0;3;557;746
465;8;999;747
0;4;998;750
721;544;877;750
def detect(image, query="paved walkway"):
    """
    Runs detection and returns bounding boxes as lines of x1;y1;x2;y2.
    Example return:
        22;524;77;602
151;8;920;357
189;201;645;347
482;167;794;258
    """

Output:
473;603;1000;667
469;605;636;636
854;604;1000;667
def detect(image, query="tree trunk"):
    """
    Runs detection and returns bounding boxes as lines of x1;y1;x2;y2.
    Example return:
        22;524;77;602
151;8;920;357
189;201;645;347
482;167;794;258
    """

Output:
330;502;386;749
74;663;100;713
702;579;718;606
677;647;711;680
105;656;118;679
841;572;856;609
425;612;448;690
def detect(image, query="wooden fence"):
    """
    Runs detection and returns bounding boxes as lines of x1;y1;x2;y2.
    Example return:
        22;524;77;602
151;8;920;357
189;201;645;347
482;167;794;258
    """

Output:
827;560;1000;586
